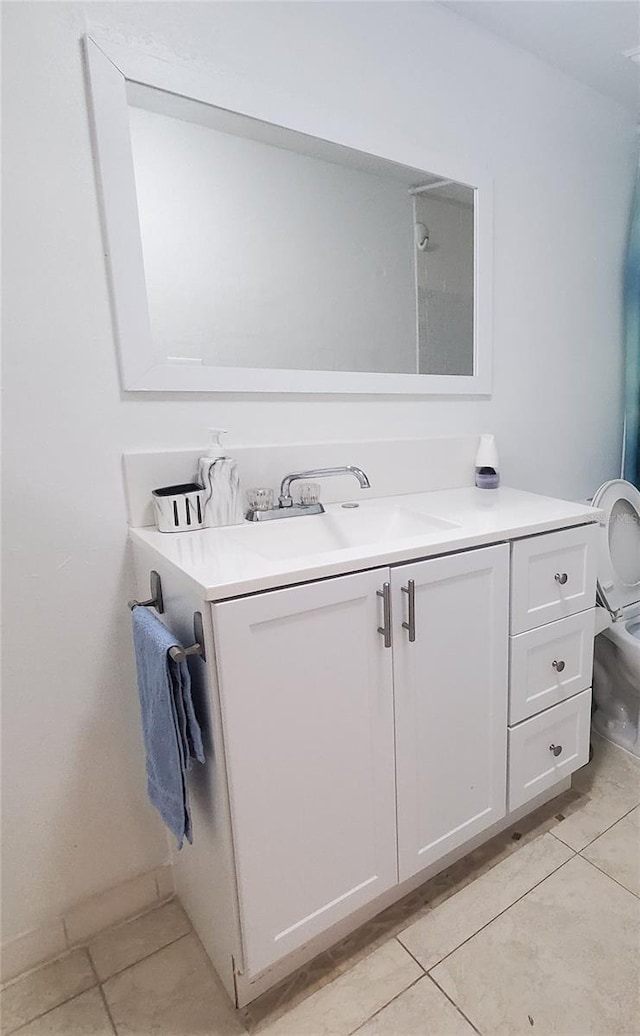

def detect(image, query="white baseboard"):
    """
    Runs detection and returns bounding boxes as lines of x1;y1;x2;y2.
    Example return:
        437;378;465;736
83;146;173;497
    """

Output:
1;864;174;984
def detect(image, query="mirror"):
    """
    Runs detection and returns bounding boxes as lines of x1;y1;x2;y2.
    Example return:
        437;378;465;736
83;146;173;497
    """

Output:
86;36;492;394
128;83;474;378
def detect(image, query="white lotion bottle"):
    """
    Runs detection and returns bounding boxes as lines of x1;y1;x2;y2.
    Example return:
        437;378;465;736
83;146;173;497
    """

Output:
475;433;500;489
197;429;244;527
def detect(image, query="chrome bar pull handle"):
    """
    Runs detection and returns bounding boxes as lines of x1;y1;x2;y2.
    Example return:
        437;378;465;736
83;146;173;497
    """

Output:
401;580;416;642
377;582;392;648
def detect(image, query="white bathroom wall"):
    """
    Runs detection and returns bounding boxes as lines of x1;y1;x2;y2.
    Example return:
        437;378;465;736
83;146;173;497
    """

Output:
2;0;636;948
130;105;417;373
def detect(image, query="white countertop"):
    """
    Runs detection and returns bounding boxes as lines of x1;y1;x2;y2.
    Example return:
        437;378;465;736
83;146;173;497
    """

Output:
130;486;601;601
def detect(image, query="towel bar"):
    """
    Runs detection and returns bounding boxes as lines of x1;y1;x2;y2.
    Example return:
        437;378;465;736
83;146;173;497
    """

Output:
129;574;205;663
128;570;164;614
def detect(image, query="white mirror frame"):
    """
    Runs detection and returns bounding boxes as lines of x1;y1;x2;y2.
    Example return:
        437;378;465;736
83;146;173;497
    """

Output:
85;35;493;395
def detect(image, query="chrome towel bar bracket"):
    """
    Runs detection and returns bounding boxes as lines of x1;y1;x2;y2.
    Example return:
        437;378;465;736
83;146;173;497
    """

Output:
128;570;164;614
169;611;206;664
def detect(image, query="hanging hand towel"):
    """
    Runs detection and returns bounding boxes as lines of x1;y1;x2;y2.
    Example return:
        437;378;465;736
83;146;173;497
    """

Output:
131;606;204;848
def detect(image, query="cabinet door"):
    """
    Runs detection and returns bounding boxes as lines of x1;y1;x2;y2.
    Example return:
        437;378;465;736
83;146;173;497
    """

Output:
212;569;397;977
393;544;509;882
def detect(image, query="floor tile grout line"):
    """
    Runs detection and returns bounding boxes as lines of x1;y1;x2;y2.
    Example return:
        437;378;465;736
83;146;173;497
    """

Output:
0;947;88;993
74;893;178;952
578;800;640;849
552;798;640;854
86;950;101;989
405;851;577;976
576;853;639;900
87;946;118;1035
394;836;567;960
100;930;194;991
60;915;71;953
548;829;576;850
391;938;427;975
1;898;180;992
0;948;97;1035
97;983;118;1035
70;894;179;954
427;971;484;1036
92;923;193;984
347;972;425;1035
391;936;484;1034
3;986;100;1036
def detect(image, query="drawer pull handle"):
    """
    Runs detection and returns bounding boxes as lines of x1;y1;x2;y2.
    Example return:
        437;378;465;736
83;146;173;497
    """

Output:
549;743;563;757
554;572;568;585
552;659;566;673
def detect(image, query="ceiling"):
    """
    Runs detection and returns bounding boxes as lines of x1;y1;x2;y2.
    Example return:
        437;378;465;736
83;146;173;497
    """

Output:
443;1;640;111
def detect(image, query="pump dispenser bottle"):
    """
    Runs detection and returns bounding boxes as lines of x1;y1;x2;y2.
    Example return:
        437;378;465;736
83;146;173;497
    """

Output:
475;433;500;489
197;429;244;527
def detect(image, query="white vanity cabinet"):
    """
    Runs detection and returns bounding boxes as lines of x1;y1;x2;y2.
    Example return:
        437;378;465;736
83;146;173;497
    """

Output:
392;544;509;881
129;487;601;1008
211;544;509;977
211;569;398;977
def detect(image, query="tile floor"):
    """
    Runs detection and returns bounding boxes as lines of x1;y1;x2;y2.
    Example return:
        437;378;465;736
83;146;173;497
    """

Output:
2;732;639;1036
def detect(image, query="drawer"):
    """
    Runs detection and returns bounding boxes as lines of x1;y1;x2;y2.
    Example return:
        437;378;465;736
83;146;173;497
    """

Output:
510;524;598;634
508;689;591;811
509;610;595;724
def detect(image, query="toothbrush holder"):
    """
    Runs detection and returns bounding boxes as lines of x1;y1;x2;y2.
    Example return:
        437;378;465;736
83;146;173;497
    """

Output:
152;483;206;533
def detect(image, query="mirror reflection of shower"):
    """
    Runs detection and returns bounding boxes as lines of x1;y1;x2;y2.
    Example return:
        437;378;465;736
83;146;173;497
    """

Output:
410;179;474;376
126;77;478;378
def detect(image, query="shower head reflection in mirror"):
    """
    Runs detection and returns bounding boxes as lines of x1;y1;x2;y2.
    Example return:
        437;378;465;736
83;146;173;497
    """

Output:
85;35;493;394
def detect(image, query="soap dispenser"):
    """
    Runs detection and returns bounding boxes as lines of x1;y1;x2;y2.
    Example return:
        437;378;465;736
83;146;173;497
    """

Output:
197;429;244;527
475;433;500;489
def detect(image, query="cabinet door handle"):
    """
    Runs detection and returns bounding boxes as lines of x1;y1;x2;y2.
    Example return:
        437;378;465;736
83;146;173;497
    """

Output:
549;743;563;757
554;572;568;585
401;580;416;642
552;659;566;673
377;582;392;648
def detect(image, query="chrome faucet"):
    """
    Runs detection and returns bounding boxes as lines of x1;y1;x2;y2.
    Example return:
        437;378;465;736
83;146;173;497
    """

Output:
279;466;370;507
245;465;371;522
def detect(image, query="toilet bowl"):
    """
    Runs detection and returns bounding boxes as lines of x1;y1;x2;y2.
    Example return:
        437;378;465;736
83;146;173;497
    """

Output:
592;479;640;756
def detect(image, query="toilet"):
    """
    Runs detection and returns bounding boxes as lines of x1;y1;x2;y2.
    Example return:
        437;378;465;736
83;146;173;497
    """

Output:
592;479;640;756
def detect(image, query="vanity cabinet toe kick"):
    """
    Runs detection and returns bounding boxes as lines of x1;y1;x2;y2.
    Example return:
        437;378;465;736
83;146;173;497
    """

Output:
132;520;598;1006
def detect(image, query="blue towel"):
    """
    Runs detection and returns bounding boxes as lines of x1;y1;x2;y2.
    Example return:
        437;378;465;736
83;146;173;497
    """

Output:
131;607;204;848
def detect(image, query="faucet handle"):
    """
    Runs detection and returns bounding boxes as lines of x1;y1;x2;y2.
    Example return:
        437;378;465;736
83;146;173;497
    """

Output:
296;482;321;506
246;487;275;512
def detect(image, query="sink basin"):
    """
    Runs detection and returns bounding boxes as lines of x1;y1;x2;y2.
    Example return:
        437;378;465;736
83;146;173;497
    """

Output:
232;505;460;561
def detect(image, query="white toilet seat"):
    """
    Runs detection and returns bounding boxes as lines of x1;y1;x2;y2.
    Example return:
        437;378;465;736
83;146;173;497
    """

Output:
592;479;640;616
592;482;640;756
